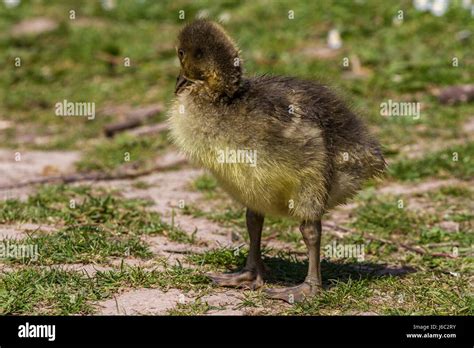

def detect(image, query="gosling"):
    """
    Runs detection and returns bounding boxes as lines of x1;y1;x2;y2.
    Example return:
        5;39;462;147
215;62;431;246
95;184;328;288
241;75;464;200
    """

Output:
168;20;386;303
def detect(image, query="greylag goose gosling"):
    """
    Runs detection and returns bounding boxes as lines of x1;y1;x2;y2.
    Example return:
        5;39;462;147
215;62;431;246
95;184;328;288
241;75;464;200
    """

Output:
169;19;386;303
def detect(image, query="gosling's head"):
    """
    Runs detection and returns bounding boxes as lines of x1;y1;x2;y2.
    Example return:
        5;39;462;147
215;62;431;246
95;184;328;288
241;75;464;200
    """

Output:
175;19;242;101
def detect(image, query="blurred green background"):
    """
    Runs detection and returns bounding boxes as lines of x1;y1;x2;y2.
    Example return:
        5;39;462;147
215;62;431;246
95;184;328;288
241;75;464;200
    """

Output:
0;0;472;173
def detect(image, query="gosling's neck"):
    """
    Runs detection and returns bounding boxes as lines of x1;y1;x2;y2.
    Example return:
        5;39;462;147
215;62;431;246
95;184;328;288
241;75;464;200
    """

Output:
193;64;242;104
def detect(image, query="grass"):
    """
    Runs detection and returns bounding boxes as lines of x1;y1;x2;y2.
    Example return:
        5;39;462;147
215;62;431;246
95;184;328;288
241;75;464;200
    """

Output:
389;142;474;181
0;184;167;233
190;173;220;199
0;185;162;228
429;185;473;199
0;182;470;314
288;278;373;315
185;245;473;315
192;173;218;193
0;184;194;264
167;299;212;316
96;264;211;292
1;0;471;156
351;197;433;237
5;225;151;265
0;265;211;315
187;247;247;270
0;268;101;315
351;190;473;259
287;272;472;315
132;180;152;190
75;133;169;172
183;203;301;245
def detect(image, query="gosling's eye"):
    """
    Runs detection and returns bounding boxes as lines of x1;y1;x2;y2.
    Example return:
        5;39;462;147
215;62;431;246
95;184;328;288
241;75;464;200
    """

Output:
195;48;203;59
178;49;185;59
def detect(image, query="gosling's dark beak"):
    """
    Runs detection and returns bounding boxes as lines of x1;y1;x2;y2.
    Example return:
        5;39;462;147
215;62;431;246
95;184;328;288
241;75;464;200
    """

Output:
175;71;190;95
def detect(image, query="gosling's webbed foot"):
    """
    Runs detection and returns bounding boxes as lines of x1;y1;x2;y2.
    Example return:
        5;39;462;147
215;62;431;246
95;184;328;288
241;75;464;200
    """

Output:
208;268;264;290
264;280;321;303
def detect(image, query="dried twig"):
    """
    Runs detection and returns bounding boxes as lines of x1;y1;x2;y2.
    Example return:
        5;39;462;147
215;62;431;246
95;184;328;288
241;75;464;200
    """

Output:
431;252;458;258
104;118;144;137
0;157;187;191
323;222;457;259
367;235;458;258
425;241;460;248
324;221;350;231
160;249;194;254
126;122;168;137
103;104;164;137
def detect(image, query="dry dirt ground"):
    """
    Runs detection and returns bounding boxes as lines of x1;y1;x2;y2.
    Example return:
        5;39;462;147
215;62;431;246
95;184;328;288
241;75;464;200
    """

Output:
0;149;285;314
1;145;470;316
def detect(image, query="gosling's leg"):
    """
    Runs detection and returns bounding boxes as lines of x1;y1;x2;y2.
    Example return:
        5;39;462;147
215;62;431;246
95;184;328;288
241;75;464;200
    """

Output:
209;209;266;290
265;220;323;303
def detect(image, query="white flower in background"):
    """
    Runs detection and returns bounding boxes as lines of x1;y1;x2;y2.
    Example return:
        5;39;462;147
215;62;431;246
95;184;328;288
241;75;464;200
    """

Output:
327;29;342;50
218;12;231;24
101;0;116;11
430;0;449;16
3;0;20;8
414;0;473;17
413;0;431;11
196;9;209;19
